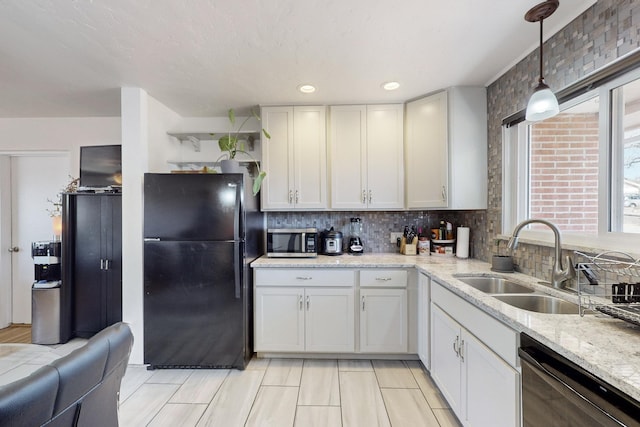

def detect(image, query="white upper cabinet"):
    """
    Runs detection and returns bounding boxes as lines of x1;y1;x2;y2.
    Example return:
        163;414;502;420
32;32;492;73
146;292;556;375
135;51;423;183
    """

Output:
329;105;366;210
405;92;449;208
261;106;327;210
329;104;404;210
366;105;405;209
405;87;487;210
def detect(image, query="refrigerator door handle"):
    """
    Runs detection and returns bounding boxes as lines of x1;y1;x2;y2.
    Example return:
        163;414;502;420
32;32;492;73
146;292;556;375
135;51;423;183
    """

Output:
144;238;161;242
231;182;242;241
234;241;241;299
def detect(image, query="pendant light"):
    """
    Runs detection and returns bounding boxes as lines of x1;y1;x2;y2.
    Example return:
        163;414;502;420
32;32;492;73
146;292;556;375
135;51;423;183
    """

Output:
525;0;560;122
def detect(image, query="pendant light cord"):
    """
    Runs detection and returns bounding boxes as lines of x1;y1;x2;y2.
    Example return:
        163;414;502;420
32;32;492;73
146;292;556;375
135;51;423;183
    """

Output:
538;18;544;84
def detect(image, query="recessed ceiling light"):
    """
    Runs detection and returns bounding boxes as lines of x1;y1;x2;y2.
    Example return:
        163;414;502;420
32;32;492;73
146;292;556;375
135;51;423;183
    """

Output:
382;81;400;91
298;84;316;93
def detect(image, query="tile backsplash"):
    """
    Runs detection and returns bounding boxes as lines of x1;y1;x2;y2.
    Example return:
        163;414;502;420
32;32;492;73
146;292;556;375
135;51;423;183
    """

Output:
267;210;487;256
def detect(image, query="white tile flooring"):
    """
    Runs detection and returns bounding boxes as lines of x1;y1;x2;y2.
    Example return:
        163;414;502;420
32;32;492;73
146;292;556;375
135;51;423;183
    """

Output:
0;339;88;386
118;358;462;427
0;341;461;427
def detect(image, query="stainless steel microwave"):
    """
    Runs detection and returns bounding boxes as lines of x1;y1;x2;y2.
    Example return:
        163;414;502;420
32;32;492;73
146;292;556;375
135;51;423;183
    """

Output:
267;228;318;257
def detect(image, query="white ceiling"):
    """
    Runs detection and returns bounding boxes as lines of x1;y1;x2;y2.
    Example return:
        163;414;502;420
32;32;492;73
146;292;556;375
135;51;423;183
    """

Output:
0;0;596;118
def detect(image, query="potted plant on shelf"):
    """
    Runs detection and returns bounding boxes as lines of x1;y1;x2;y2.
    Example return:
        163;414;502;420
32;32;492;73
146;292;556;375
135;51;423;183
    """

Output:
46;176;79;240
215;108;271;195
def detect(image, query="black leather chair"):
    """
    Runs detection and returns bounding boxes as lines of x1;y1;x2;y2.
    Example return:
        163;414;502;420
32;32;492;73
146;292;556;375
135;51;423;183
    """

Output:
0;322;133;427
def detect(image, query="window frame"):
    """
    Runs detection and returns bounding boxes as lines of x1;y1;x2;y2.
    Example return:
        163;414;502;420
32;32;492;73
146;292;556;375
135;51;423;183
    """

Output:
502;67;640;257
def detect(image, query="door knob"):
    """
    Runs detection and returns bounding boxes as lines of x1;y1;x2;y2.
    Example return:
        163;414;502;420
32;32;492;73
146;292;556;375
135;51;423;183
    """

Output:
8;246;19;252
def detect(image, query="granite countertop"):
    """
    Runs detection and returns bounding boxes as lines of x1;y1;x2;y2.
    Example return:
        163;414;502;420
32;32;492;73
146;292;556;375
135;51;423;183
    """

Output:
252;253;640;402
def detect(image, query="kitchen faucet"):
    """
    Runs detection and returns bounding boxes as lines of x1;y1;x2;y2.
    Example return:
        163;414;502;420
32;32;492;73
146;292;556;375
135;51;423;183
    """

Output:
506;219;576;289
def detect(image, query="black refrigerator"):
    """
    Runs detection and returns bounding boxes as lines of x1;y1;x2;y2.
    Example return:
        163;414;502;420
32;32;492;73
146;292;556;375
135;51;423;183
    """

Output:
143;173;264;369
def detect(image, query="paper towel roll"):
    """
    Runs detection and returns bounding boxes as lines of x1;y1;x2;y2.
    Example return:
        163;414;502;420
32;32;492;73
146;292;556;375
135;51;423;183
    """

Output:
456;227;470;258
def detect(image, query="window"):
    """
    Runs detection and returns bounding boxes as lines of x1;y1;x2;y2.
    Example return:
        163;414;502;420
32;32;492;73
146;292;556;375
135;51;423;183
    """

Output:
503;68;640;253
613;77;640;233
528;98;600;234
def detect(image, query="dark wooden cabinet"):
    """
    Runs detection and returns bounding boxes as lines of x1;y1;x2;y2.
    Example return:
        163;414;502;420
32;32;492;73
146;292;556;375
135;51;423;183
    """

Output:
62;193;122;338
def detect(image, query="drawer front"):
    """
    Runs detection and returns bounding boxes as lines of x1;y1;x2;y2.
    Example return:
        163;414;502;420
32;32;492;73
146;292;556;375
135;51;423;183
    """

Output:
255;268;355;287
360;269;407;288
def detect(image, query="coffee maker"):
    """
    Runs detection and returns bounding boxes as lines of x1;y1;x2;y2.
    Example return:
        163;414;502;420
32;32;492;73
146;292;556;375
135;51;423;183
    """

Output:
348;217;364;254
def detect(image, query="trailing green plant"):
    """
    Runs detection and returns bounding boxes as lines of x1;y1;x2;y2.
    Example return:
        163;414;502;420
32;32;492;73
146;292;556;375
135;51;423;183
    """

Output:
215;108;271;195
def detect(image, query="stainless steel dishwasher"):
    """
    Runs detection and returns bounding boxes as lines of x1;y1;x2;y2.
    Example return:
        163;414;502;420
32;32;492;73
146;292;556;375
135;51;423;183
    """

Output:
519;333;640;426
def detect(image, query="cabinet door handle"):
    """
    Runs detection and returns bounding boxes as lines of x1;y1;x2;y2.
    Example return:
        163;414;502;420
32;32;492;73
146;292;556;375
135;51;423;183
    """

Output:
368;190;372;204
299;295;303;310
362;190;367;204
104;259;110;270
453;335;459;357
460;339;465;362
295;190;299;204
306;295;310;311
441;186;447;202
375;277;392;282
296;276;312;280
7;246;19;253
361;296;365;311
100;259;104;270
289;190;294;204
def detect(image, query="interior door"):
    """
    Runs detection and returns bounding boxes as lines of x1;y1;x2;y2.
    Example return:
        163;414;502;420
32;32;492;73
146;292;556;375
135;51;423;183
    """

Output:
4;154;69;325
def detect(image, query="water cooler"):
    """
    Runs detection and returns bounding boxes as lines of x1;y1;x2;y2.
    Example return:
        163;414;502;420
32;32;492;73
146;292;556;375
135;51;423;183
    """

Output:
31;240;62;344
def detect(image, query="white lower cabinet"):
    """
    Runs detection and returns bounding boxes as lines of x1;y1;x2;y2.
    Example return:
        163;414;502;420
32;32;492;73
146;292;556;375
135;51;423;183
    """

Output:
254;268;410;355
255;287;354;353
431;304;462;410
359;288;407;353
359;269;408;353
464;331;519;427
431;281;519;427
254;287;305;352
254;269;355;353
305;288;355;352
417;272;430;369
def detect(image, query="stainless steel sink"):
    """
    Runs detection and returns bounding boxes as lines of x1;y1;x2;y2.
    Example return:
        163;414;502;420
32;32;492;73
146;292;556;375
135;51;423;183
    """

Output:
456;276;535;294
493;294;580;314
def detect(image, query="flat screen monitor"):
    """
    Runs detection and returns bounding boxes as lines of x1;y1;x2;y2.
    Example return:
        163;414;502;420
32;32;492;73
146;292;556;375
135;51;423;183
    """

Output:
79;145;122;188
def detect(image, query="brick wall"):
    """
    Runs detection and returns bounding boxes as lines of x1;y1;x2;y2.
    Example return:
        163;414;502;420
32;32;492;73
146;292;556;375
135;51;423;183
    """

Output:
529;113;599;233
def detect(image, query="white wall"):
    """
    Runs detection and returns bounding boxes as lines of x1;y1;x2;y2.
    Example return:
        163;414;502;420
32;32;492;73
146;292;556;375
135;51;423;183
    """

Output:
148;98;182;172
121;88;149;364
0;117;121;175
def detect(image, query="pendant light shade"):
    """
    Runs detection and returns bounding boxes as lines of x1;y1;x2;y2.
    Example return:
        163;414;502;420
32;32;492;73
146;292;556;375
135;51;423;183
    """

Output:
526;81;560;121
525;0;560;122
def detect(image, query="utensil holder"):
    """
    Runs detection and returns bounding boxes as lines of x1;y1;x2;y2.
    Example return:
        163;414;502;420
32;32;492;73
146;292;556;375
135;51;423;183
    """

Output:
400;236;417;255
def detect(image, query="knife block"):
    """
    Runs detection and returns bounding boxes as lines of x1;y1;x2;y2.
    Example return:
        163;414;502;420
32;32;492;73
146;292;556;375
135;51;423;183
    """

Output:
400;236;418;255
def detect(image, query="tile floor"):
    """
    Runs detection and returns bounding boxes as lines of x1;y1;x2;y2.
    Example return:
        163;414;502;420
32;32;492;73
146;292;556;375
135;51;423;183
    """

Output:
0;339;88;386
0;341;461;427
118;358;462;427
